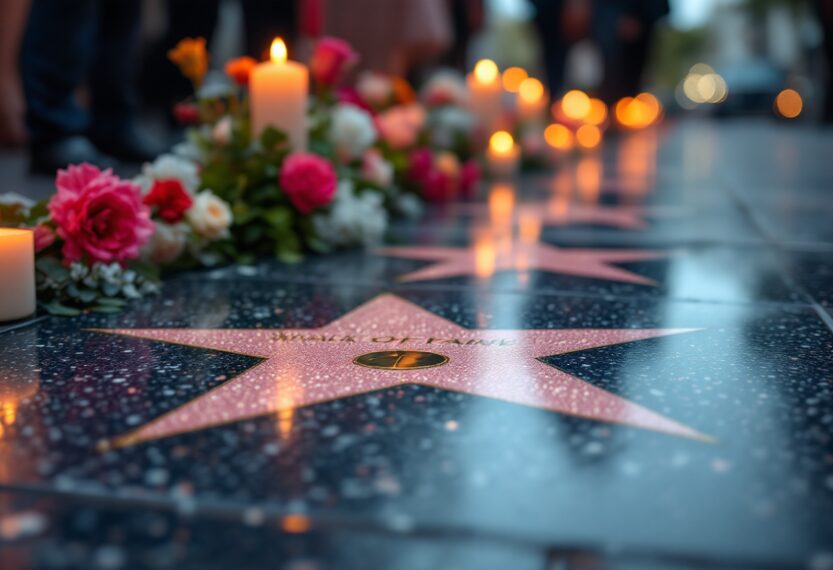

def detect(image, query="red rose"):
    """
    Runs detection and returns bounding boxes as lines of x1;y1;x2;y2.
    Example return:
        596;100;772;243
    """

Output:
279;153;337;214
143;179;193;223
422;169;458;202
406;147;434;184
173;102;201;125
310;37;358;87
48;163;154;264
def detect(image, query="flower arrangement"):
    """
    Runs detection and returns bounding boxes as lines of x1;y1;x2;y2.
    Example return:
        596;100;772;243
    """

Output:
0;35;485;315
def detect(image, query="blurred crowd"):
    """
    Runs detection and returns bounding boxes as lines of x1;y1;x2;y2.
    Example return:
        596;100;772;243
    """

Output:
0;0;831;175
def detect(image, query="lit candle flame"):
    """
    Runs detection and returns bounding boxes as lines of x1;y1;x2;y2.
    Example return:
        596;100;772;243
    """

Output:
489;130;514;155
473;59;498;84
518;78;544;104
270;37;287;64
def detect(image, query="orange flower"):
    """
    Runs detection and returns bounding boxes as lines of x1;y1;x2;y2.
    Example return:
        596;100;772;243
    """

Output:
168;37;208;86
224;56;257;86
392;77;416;104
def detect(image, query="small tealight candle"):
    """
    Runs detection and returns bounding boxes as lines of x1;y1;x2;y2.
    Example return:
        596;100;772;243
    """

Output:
0;228;36;322
487;130;520;178
467;59;502;132
250;38;309;151
516;77;546;122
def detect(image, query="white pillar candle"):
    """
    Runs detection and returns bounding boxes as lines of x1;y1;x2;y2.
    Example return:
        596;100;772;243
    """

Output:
0;229;35;322
486;131;520;178
250;38;309;151
467;59;502;133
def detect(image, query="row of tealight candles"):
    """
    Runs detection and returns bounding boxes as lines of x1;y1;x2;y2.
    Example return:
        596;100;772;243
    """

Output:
467;58;663;178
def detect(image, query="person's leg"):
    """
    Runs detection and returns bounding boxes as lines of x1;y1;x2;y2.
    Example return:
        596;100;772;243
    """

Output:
534;16;568;97
88;0;141;141
0;0;31;146
20;0;96;147
140;0;221;112
88;0;165;163
620;30;651;96
20;0;118;172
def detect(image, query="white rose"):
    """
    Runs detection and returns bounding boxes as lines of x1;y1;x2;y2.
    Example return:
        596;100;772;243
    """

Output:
212;116;233;145
429;106;474;149
137;154;200;192
421;70;469;107
356;71;393;106
187;190;232;240
360;149;394;187
313;180;388;247
145;222;188;265
330;104;377;161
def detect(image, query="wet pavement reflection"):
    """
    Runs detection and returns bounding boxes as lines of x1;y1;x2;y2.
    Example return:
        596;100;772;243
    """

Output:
1;120;833;569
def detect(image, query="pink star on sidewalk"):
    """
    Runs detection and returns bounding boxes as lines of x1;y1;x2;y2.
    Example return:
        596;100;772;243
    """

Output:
92;295;708;447
376;243;666;284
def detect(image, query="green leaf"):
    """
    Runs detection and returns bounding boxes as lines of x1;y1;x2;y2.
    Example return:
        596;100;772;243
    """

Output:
260;126;287;150
91;305;124;313
262;206;292;230
41;301;81;316
96;297;127;307
36;257;70;282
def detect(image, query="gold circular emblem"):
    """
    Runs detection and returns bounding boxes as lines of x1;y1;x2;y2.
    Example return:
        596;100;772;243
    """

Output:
353;350;449;370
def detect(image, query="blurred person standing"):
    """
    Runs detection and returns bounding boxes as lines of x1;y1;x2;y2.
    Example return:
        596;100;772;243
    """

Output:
141;0;300;119
595;0;669;104
324;0;452;76
0;0;30;147
816;0;833;123
21;0;162;173
443;0;485;71
530;0;592;96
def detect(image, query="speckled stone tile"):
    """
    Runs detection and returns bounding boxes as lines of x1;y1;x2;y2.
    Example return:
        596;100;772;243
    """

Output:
1;279;833;568
190;244;804;306
0;494;545;570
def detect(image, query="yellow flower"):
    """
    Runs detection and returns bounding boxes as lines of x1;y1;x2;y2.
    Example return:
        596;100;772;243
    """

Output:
168;37;208;86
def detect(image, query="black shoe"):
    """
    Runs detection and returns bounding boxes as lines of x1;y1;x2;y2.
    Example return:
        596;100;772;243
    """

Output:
29;136;119;175
90;128;166;164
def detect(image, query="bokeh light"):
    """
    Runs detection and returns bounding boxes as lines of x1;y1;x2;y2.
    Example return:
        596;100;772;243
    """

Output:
680;63;728;105
585;98;608;126
775;88;803;119
518;77;544;103
562;90;591;121
576;124;601;149
544;123;574;151
502;66;528;92
489;130;515;154
615;93;662;129
474;59;499;84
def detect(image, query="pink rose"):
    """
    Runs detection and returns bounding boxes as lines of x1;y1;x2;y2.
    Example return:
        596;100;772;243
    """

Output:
460;160;481;197
336;87;374;114
310;37;358;87
376;104;425;149
33;224;55;252
422;169;457;202
48;163;154;264
279;153;337;214
407;147;434;184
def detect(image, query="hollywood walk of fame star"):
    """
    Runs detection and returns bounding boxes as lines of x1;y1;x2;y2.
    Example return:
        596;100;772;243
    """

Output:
92;295;709;447
455;202;656;230
375;243;666;284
